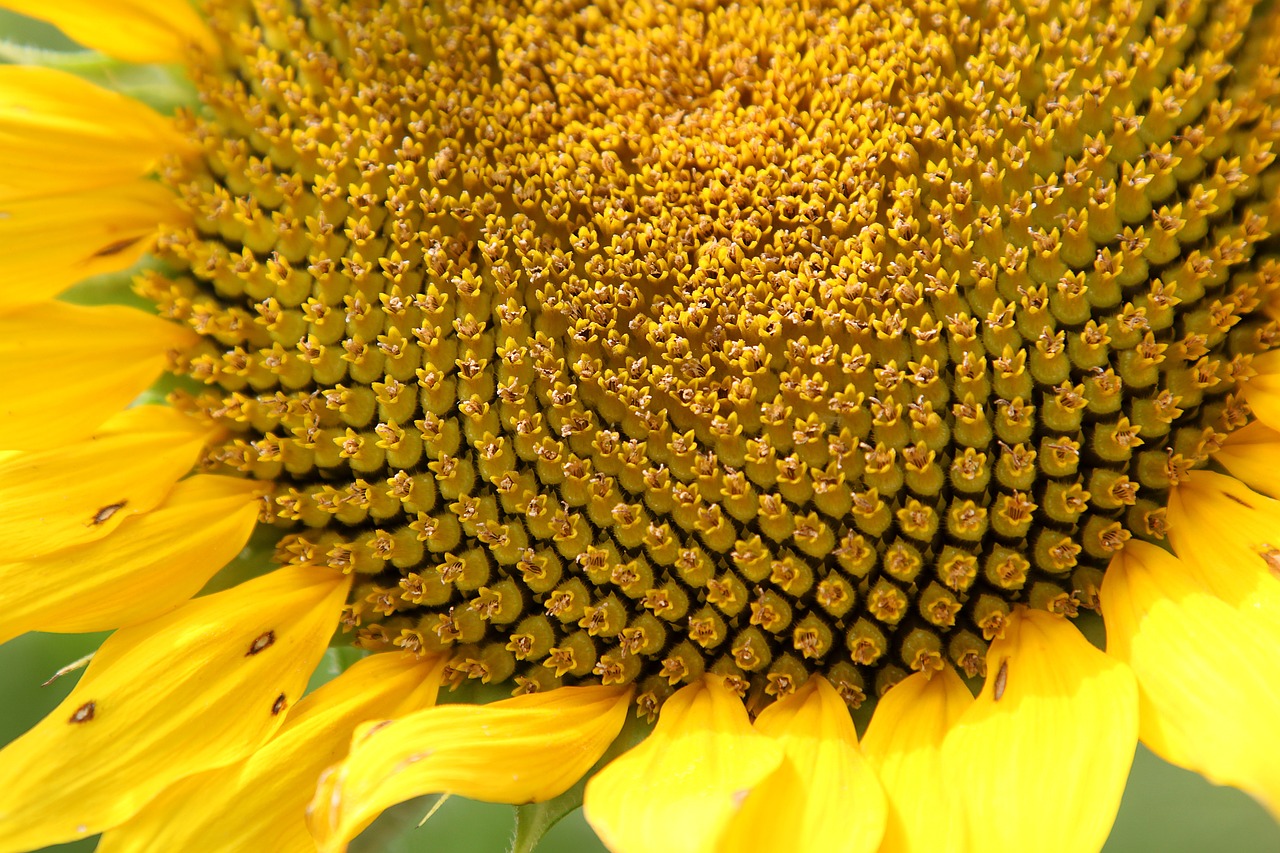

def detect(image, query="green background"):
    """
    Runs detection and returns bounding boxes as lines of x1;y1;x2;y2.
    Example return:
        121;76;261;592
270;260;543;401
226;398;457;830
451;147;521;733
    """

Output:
3;7;1279;852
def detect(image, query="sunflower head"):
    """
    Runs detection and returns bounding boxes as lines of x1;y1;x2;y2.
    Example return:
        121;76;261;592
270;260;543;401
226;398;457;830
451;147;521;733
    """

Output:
5;2;1280;853
118;0;1280;717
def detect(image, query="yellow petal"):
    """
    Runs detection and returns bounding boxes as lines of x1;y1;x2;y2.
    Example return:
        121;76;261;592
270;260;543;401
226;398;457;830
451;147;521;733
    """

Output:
1244;350;1280;433
1166;470;1280;608
1102;541;1280;818
583;677;784;853
0;302;197;450
721;678;886;853
0;181;181;307
310;684;633;853
0;475;261;645
0;405;214;562
0;0;216;63
0;564;350;852
861;668;972;853
0;66;187;201
1213;420;1280;498
99;652;448;853
941;608;1138;853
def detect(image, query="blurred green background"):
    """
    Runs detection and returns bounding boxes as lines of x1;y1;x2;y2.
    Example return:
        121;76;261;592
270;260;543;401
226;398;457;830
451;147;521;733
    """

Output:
4;6;1280;852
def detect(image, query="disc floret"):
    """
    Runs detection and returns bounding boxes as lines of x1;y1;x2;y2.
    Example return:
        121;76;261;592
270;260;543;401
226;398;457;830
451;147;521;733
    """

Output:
138;0;1280;714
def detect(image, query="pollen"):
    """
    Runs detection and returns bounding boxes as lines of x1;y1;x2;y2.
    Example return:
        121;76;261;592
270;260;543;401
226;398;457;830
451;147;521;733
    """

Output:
142;0;1280;711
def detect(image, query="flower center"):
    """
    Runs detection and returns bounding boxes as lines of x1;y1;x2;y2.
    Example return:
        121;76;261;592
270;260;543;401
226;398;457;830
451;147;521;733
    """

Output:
144;0;1280;712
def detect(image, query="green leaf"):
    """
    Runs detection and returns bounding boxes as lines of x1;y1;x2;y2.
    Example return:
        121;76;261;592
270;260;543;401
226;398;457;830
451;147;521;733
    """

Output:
510;708;653;853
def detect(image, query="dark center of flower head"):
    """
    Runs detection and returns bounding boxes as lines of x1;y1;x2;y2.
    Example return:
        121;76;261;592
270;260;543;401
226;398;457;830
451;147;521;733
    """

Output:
143;0;1280;715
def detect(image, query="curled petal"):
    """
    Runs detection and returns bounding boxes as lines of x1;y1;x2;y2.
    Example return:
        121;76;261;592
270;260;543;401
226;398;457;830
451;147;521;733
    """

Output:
310;684;632;853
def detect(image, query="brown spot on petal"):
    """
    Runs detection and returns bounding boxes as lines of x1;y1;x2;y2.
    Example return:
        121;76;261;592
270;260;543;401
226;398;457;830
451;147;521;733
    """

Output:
90;235;143;259
1223;491;1254;509
272;693;287;715
68;701;96;724
993;659;1009;702
90;502;127;526
247;630;276;656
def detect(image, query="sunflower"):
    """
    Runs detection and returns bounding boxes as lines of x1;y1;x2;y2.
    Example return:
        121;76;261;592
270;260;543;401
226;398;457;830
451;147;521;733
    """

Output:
2;1;1280;852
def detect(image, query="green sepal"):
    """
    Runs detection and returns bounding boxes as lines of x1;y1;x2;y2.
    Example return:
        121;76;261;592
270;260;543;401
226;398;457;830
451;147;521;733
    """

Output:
509;709;653;853
509;787;585;853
